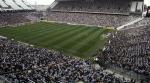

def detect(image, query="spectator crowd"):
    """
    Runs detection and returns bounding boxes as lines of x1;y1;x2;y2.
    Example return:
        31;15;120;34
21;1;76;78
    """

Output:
124;18;150;29
0;12;38;27
48;12;138;27
0;0;148;82
52;0;131;13
47;0;140;27
102;19;150;77
0;37;135;83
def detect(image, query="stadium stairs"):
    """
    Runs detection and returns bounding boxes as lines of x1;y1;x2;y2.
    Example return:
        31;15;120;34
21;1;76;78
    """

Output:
0;76;11;83
49;1;58;9
117;17;144;30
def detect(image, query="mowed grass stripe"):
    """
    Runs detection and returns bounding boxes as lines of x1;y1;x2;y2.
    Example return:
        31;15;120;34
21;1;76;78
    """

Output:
63;30;101;57
16;24;61;38
76;30;106;55
0;22;69;37
11;26;58;40
57;28;98;49
0;27;32;37
0;22;114;59
83;29;112;55
55;28;95;47
0;24;36;35
69;29;105;56
0;22;52;35
22;24;66;41
53;28;98;58
0;22;56;38
11;23;61;38
42;27;87;47
77;31;105;53
81;32;105;55
84;39;106;56
36;26;79;43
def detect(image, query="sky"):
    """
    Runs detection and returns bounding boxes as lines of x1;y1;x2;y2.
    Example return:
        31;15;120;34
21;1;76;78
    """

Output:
26;0;55;5
26;0;150;6
145;0;150;6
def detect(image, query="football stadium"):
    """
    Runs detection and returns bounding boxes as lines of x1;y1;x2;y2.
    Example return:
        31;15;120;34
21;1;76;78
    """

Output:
0;0;150;83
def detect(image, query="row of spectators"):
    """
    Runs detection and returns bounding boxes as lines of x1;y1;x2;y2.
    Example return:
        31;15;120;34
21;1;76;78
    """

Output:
102;22;150;77
48;0;142;27
48;12;138;27
53;0;131;13
0;12;39;27
0;37;135;83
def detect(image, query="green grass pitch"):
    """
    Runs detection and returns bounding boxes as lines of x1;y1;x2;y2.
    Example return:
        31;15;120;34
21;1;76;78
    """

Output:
0;22;114;59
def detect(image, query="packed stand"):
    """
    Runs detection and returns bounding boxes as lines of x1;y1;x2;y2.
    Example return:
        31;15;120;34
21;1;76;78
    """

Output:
102;24;150;77
53;0;131;14
48;12;138;27
124;17;150;29
0;12;37;27
0;37;135;83
48;0;140;27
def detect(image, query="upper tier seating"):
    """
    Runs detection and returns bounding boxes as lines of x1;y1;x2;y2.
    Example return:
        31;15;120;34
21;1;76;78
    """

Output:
47;0;141;27
52;0;131;14
0;37;135;83
48;12;138;27
101;21;150;76
0;12;39;27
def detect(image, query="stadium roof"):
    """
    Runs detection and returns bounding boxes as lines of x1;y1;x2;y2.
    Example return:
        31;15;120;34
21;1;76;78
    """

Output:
56;0;144;1
0;0;35;11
